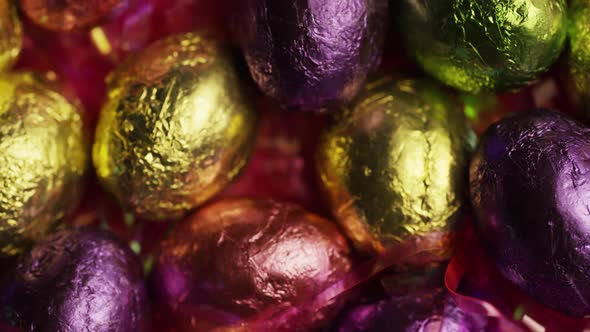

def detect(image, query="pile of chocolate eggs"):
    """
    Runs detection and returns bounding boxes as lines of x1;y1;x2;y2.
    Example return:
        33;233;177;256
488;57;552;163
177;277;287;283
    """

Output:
0;0;589;331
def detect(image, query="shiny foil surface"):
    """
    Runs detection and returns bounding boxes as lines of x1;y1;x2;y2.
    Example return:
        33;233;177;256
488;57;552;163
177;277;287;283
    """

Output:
568;0;590;117
317;77;471;257
19;0;124;31
470;109;590;317
93;33;257;220
3;227;147;331
396;0;567;93
0;73;87;257
336;289;486;332
0;0;22;71
152;198;352;329
234;0;388;109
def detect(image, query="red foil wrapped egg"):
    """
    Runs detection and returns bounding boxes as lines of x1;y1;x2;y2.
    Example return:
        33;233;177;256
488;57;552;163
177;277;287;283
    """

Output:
152;198;352;330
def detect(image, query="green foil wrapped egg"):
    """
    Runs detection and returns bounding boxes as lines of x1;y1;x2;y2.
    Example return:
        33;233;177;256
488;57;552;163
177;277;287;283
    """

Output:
93;33;257;221
317;77;472;260
568;0;590;116
0;73;87;256
396;0;567;93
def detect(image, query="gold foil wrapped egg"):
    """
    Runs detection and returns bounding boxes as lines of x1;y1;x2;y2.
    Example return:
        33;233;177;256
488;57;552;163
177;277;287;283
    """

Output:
0;73;87;256
0;0;22;71
93;33;257;221
317;77;472;259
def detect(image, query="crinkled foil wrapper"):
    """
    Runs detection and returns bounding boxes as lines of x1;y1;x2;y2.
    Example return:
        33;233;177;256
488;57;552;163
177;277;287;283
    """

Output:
234;0;388;109
569;0;590;117
153;198;352;331
397;0;567;93
0;0;21;71
470;109;590;317
317;77;472;258
93;33;258;220
0;73;87;256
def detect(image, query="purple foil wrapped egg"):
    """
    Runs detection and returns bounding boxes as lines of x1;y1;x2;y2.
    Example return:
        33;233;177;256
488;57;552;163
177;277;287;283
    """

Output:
233;0;388;110
152;198;352;330
470;109;590;317
336;288;487;332
2;228;147;331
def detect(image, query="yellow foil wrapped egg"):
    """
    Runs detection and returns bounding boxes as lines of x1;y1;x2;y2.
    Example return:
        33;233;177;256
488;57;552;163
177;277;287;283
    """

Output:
0;0;22;71
0;73;87;256
317;77;472;260
93;33;257;220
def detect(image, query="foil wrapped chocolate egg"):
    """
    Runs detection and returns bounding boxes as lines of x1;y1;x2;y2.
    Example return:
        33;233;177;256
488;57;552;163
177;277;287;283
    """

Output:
395;0;567;93
20;0;124;31
0;0;22;71
470;109;590;317
317;77;472;258
0;73;87;257
93;33;257;220
568;0;590;117
233;0;388;109
152;198;352;329
3;227;147;331
336;289;488;332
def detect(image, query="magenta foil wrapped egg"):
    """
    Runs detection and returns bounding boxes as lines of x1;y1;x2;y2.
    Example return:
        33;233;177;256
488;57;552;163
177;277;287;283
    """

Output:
470;109;590;317
233;0;388;110
2;228;147;332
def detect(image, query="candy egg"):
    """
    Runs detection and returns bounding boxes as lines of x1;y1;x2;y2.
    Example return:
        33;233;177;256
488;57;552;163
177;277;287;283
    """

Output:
93;33;257;220
395;0;567;93
568;0;590;117
470;109;590;317
20;0;124;31
0;0;22;71
336;289;485;332
233;0;388;109
0;73;87;257
317;77;472;258
2;227;147;331
152;198;352;329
